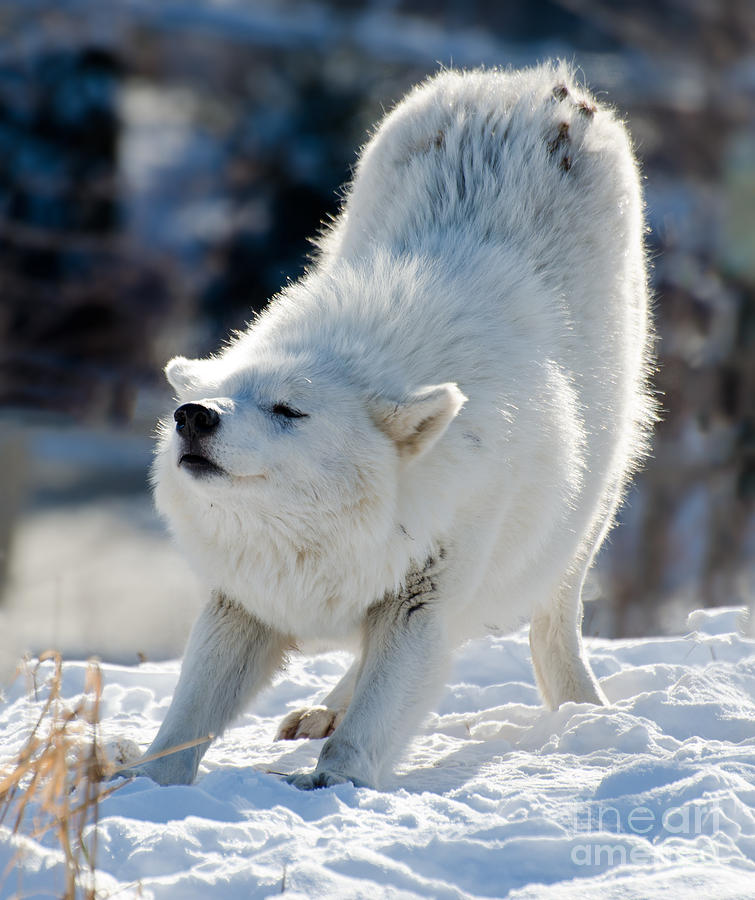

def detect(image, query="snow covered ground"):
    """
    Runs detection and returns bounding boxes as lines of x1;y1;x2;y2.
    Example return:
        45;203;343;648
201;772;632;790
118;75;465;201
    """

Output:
2;606;755;899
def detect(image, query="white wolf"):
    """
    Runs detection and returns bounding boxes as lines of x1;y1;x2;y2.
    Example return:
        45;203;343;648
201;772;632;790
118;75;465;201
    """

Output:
123;63;653;789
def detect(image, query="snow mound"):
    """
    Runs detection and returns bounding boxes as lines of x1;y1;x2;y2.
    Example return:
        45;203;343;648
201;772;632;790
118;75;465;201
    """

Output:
2;607;754;898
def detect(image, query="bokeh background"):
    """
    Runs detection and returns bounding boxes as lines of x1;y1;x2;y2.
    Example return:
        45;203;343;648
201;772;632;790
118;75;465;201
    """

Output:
0;0;753;671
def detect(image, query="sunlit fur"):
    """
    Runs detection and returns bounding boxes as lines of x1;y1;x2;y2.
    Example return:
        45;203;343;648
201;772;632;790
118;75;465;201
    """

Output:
143;62;654;787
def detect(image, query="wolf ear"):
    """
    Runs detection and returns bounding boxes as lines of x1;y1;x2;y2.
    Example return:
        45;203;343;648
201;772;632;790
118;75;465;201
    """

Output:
369;383;467;461
165;356;203;393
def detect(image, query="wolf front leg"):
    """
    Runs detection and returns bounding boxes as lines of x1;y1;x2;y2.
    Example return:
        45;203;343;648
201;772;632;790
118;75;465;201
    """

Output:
120;591;289;785
288;555;450;790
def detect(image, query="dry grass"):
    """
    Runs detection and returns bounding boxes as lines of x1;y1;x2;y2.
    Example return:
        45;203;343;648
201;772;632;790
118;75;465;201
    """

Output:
0;654;215;898
0;652;118;899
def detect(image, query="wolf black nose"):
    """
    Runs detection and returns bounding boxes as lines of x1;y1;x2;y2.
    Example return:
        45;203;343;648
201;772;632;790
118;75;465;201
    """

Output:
174;403;220;437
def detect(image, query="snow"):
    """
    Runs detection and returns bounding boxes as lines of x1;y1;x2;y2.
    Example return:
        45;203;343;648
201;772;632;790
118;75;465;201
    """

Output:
2;607;755;898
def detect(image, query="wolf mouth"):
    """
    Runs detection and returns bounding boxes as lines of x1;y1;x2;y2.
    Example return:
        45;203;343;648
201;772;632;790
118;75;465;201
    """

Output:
179;453;224;475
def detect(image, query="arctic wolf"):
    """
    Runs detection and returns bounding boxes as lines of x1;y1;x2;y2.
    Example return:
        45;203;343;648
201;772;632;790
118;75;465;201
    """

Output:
124;63;653;789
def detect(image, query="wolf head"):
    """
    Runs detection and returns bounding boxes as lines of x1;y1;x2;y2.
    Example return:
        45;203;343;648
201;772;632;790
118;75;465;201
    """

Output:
151;317;465;636
157;349;464;495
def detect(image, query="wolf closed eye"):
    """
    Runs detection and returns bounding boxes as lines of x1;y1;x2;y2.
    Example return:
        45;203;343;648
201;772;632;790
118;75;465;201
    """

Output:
271;403;308;420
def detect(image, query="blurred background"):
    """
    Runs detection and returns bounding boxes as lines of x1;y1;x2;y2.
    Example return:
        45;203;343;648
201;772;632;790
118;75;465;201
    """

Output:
0;0;753;672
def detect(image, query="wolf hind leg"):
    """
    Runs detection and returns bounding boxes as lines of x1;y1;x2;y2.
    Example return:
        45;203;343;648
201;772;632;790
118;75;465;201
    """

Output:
529;565;608;710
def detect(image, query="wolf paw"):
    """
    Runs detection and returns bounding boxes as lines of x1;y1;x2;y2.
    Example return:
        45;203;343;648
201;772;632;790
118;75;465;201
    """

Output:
111;756;197;786
108;743;201;786
275;706;344;741
103;738;143;772
285;769;368;790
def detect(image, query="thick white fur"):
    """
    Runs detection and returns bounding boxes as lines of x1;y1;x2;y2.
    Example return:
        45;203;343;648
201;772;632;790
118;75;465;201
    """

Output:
126;63;654;789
